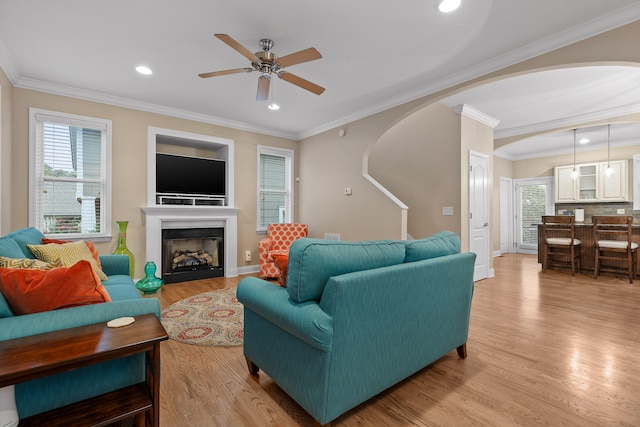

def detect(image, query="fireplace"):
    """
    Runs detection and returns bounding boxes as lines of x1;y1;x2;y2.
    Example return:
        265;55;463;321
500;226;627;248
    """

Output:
162;228;224;283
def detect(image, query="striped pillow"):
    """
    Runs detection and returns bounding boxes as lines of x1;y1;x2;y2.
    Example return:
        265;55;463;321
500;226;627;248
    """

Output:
0;255;63;270
27;240;108;280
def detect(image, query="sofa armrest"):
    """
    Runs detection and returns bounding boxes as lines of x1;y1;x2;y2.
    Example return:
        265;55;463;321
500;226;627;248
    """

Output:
99;254;130;276
0;298;161;342
237;277;333;352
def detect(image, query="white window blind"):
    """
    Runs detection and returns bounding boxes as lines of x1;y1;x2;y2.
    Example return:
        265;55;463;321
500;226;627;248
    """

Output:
30;109;111;239
257;146;293;231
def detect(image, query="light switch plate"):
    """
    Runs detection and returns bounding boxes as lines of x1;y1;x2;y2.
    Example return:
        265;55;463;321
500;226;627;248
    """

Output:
442;207;454;216
617;208;625;214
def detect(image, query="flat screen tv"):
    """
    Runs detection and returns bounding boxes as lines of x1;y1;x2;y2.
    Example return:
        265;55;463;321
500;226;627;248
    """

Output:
156;153;226;197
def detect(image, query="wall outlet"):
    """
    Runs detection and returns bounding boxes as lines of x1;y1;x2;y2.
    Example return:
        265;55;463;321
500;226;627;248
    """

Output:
344;188;352;196
324;233;341;240
245;250;252;262
442;206;454;216
617;208;625;214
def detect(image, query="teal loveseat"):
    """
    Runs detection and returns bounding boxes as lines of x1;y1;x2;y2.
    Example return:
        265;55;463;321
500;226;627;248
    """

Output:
237;231;476;426
0;227;161;420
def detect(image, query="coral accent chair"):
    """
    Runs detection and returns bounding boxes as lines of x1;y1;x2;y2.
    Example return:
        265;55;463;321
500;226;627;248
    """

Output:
259;223;308;278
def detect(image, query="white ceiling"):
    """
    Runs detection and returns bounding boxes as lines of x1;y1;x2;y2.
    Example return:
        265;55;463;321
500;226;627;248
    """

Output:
1;1;640;154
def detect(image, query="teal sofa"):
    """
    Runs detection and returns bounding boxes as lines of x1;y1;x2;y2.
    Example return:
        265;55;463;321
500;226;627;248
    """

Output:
0;227;161;420
237;231;476;426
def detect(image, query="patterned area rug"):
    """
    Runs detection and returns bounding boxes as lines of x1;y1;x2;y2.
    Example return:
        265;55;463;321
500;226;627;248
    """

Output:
161;287;243;347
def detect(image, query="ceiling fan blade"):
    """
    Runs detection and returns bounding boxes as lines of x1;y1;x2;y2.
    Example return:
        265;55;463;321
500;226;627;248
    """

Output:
277;47;322;68
198;68;253;78
214;34;260;63
256;75;271;101
278;72;325;95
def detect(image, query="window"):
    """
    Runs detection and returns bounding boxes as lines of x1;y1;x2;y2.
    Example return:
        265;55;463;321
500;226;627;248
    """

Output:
29;108;111;239
257;146;293;232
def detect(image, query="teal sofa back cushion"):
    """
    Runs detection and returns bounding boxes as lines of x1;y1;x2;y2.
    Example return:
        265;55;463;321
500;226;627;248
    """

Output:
286;238;406;303
4;227;46;259
403;231;460;263
0;236;25;258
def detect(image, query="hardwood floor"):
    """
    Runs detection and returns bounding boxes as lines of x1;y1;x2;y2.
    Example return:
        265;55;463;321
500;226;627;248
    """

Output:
155;255;640;426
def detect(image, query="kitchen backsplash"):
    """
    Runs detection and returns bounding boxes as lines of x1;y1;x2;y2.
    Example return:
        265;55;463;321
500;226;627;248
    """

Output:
555;202;640;223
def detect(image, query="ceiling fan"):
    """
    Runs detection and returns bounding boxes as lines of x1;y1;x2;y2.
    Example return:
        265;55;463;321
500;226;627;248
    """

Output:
199;34;325;101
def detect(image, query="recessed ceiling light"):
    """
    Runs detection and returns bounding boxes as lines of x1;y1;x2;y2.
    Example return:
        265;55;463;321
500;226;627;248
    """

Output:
438;0;461;13
136;65;152;75
579;138;590;144
268;103;280;111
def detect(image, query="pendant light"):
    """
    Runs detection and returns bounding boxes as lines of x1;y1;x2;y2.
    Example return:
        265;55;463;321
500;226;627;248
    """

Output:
570;129;580;180
604;124;614;177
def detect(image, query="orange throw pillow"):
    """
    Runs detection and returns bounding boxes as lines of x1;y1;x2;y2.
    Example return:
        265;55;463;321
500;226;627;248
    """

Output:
273;254;289;288
42;238;102;268
0;260;111;315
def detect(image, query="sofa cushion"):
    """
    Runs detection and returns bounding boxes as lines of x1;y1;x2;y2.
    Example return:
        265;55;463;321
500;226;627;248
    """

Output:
403;231;460;263
286;238;406;303
0;237;24;259
102;283;140;301
27;240;108;281
4;228;46;258
0;255;63;270
42;238;103;268
0;260;111;315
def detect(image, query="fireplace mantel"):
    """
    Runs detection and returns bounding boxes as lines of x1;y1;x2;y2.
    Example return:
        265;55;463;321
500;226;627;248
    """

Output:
141;206;240;277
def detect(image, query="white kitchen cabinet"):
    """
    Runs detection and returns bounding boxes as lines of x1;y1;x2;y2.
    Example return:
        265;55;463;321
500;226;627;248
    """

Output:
599;159;628;201
554;160;628;203
555;165;578;202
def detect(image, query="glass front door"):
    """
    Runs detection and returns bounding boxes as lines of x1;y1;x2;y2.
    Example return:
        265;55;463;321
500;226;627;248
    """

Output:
515;177;553;253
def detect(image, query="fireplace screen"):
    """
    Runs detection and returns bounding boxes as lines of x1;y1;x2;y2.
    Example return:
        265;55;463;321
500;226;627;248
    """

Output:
162;228;224;283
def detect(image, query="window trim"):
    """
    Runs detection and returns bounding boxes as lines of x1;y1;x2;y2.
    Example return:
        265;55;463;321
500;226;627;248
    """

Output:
256;145;294;233
29;108;112;240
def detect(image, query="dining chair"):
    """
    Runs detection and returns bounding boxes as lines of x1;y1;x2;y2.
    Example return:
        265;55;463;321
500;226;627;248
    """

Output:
541;215;581;276
592;215;637;284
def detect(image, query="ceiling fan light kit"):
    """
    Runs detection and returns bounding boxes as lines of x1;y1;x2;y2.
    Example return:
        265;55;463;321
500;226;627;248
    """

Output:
199;34;325;103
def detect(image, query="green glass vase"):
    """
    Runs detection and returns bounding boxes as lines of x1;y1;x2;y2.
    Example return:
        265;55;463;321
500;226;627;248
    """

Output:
113;221;135;278
136;261;164;294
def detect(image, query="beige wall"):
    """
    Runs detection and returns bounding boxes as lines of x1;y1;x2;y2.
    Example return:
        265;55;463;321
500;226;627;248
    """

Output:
368;102;461;239
9;88;296;277
300;20;640;256
0;67;12;233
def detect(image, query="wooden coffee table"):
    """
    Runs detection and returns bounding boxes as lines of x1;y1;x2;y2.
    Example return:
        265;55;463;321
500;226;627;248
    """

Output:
0;313;168;427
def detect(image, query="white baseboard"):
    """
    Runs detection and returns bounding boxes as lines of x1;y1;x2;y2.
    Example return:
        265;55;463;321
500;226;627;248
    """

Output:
237;264;259;276
493;250;502;257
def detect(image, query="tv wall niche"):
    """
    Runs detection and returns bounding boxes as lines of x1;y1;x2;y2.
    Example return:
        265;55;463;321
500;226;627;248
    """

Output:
147;128;235;207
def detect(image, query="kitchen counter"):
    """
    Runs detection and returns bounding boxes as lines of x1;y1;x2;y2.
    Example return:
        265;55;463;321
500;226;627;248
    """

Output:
537;224;640;273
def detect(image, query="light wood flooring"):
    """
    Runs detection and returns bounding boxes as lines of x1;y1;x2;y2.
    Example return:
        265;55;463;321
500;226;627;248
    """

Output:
155;254;640;426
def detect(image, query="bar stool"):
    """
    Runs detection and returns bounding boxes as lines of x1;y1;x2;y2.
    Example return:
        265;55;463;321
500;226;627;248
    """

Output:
592;215;638;284
541;215;581;276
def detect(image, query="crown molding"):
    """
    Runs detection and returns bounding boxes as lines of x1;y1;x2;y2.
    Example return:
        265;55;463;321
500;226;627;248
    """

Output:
452;104;500;128
3;4;640;142
13;77;299;140
495;138;640;161
494;102;640;139
300;4;640;140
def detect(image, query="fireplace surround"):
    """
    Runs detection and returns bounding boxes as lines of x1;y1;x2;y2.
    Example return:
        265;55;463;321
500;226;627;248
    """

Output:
141;206;240;278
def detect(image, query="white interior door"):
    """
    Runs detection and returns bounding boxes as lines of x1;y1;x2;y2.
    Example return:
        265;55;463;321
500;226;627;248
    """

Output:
469;151;489;281
515;177;553;254
499;177;514;254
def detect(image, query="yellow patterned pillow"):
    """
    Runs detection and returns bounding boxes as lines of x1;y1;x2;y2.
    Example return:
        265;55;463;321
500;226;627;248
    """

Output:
0;256;63;270
27;240;108;280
